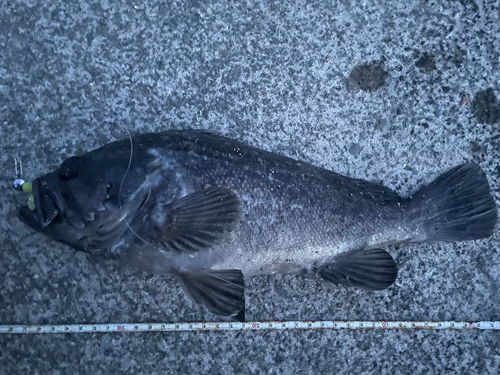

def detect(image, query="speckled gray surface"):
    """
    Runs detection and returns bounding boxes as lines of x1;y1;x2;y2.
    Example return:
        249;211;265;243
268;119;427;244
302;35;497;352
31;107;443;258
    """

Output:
1;0;500;374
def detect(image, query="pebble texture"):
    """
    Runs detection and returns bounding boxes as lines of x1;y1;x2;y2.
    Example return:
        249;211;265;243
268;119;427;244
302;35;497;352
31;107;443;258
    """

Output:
1;0;500;374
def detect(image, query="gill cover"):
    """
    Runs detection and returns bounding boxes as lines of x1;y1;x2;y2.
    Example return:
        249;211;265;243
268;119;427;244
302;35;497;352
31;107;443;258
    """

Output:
17;136;155;251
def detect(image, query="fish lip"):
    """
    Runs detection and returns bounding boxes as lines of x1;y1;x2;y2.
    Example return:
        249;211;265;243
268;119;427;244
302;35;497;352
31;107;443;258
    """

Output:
18;205;43;231
31;177;64;228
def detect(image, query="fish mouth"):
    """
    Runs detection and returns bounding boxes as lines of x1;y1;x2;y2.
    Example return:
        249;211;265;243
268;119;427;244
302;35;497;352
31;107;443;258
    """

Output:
18;177;64;229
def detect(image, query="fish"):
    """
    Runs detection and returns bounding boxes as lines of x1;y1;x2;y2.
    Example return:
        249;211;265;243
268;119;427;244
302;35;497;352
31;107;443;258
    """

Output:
18;130;498;320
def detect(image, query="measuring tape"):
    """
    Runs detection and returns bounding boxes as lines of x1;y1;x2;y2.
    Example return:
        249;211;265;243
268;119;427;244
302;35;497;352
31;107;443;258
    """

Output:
1;321;499;333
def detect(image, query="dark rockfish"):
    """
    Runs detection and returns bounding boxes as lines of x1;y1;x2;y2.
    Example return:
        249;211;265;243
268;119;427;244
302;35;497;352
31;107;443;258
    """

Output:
18;130;498;320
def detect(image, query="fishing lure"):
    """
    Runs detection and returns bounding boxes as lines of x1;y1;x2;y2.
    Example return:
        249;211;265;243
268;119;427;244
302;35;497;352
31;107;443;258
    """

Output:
14;157;34;210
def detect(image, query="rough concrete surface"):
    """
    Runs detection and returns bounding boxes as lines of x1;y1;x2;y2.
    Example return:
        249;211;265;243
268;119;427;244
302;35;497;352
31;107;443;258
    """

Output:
1;0;500;374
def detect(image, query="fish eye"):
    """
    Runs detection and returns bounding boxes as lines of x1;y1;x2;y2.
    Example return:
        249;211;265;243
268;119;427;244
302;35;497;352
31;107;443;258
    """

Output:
59;157;81;181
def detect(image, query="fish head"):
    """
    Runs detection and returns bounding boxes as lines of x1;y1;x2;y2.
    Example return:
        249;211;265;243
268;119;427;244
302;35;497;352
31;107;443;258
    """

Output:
17;136;176;251
17;154;119;249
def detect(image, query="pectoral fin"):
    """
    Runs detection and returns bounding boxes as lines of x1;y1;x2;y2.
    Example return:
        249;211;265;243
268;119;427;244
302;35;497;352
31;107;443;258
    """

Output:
176;269;245;320
152;187;241;253
314;248;398;291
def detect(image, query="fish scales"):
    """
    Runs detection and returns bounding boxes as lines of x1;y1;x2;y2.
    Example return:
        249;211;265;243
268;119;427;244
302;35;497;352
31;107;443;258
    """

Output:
138;134;409;275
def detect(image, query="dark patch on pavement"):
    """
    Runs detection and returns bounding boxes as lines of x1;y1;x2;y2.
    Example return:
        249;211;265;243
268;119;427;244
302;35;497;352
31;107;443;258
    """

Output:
414;52;437;73
347;61;388;92
472;88;500;124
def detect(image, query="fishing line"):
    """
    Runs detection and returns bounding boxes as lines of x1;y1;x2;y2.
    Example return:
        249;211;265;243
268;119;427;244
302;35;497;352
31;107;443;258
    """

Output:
118;130;155;247
1;320;499;334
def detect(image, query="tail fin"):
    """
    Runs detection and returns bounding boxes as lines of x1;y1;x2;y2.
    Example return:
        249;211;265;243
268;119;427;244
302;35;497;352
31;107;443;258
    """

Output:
410;163;498;242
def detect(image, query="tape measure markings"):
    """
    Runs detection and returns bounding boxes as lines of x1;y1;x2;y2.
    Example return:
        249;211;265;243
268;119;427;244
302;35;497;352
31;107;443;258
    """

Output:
1;321;499;334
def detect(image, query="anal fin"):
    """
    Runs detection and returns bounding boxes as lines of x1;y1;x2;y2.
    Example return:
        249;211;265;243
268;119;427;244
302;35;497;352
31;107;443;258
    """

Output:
176;269;245;319
315;248;398;291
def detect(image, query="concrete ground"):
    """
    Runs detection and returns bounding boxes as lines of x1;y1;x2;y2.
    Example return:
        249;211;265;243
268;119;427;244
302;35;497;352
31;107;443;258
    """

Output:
1;0;499;374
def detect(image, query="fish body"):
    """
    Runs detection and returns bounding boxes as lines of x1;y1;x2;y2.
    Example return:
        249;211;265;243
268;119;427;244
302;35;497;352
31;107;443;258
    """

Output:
18;130;498;319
